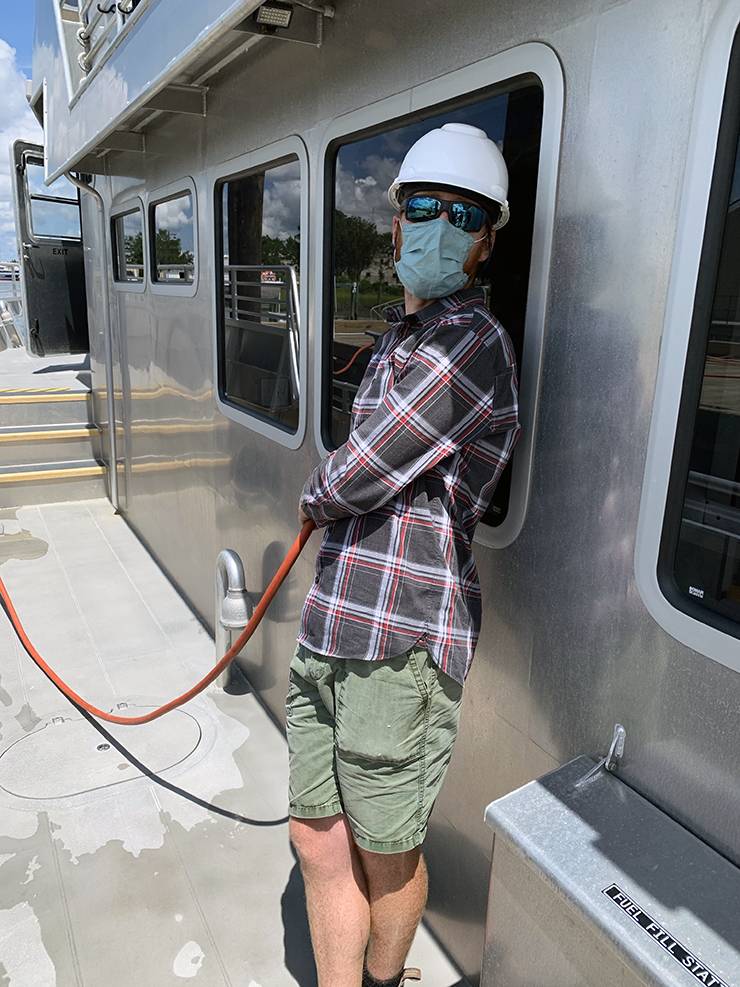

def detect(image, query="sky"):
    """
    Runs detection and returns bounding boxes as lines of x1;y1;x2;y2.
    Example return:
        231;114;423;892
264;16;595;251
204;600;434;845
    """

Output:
335;95;507;233
0;4;42;260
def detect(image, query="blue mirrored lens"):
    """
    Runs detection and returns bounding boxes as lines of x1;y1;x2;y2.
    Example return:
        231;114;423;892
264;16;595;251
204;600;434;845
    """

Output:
405;196;440;221
404;195;489;232
448;202;486;231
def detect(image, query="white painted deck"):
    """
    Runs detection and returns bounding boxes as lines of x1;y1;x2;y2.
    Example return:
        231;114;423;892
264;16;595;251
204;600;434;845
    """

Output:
0;499;464;986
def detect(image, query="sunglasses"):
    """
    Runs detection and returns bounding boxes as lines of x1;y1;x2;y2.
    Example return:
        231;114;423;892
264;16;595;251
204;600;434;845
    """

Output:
402;194;498;233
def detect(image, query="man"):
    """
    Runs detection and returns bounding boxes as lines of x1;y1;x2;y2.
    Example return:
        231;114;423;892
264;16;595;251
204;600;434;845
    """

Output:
287;123;520;987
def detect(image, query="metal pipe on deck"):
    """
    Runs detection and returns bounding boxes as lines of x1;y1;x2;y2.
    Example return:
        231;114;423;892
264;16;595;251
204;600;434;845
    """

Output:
214;550;252;688
64;171;119;513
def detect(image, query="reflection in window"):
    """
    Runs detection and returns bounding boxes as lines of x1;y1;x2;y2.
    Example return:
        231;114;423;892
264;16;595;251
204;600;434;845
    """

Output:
26;160;81;239
26;164;79;200
151;191;194;283
325;85;543;525
216;156;301;433
672;133;740;629
112;209;144;283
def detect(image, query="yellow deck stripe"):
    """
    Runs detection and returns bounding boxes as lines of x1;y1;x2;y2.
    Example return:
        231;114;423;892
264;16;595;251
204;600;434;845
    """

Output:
0;464;105;484
0;428;96;443
0;392;88;405
0;454;231;484
0;386;73;394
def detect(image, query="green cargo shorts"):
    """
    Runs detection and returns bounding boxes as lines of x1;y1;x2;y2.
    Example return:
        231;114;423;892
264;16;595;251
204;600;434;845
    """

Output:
285;642;463;854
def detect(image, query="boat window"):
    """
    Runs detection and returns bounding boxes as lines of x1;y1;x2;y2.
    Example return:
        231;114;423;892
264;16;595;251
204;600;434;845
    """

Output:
659;69;740;638
215;155;301;434
150;191;195;284
25;160;81;240
111;208;144;283
323;82;543;527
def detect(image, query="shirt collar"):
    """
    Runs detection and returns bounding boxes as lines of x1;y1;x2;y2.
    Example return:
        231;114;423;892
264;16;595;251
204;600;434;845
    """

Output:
384;287;485;330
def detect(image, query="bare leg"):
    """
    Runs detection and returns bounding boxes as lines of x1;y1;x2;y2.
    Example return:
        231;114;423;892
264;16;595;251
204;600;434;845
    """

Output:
358;846;428;981
290;814;370;987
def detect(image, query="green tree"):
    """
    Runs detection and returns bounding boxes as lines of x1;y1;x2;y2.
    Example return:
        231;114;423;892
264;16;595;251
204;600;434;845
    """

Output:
334;211;382;282
261;234;300;267
124;231;143;265
154;228;193;266
282;235;300;268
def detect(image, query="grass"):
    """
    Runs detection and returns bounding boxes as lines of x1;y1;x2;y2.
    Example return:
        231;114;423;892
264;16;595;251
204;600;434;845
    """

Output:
335;283;401;320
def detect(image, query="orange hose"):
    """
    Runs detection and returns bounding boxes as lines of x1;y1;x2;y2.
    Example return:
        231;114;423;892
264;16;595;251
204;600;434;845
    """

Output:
334;342;373;377
0;520;316;725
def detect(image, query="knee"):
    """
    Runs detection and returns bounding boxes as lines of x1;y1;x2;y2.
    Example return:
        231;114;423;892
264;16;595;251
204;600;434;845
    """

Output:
289;814;352;879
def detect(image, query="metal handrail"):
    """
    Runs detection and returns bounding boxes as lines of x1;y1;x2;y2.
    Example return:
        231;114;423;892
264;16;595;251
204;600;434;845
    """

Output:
223;264;300;402
80;2;109;40
687;471;740;498
79;14;117;72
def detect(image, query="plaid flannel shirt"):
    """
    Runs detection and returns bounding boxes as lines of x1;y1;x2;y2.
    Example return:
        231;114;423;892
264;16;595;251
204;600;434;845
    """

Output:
298;288;521;685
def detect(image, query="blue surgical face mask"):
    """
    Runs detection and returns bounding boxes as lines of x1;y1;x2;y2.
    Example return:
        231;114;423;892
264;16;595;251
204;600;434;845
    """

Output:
394;217;483;300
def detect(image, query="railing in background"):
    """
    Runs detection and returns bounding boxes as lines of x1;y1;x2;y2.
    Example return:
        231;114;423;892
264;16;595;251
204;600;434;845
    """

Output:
0;270;25;350
122;263;145;282
0;269;23;303
62;0;146;77
223;264;300;404
155;262;195;284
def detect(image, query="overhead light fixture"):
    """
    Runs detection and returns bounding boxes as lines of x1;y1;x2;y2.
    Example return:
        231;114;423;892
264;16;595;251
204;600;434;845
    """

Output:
254;2;293;29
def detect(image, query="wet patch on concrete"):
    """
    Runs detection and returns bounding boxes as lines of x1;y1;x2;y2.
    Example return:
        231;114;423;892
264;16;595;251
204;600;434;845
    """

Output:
13;704;41;733
0;525;48;565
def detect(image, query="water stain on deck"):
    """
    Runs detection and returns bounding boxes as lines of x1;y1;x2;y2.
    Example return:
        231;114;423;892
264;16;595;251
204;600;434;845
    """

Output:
0;522;48;565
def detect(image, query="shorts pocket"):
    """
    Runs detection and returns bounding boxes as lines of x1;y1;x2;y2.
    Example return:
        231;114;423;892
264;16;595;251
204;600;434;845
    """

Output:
334;651;430;766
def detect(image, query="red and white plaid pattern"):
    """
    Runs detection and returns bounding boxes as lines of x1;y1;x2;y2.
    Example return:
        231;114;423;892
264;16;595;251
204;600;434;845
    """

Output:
298;288;521;685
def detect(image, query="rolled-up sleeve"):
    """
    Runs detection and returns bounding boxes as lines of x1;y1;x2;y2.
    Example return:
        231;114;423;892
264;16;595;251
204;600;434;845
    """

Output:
300;323;519;526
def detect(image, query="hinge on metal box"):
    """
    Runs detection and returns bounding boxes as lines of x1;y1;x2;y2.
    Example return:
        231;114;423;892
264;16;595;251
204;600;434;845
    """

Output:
575;723;626;787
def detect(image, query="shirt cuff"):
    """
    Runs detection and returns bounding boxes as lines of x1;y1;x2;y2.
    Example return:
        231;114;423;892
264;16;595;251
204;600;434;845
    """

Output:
300;494;334;528
299;469;335;527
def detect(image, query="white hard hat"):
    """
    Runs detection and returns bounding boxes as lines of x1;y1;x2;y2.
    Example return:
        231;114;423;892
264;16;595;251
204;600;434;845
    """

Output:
387;122;510;230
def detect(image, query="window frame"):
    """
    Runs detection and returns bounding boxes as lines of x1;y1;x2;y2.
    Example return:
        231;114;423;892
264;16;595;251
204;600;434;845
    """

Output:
147;177;198;297
209;135;309;451
313;42;564;549
110;198;146;293
23;152;82;244
635;6;740;673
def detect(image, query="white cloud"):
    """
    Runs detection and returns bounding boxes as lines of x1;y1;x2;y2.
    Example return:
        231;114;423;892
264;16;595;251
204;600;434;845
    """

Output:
0;39;42;261
154;196;192;231
335;154;398;232
262;173;301;239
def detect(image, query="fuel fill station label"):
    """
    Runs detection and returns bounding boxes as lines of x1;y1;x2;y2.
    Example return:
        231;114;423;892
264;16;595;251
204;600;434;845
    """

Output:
602;884;728;987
